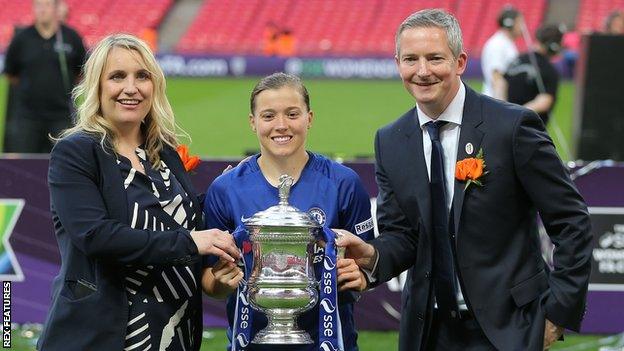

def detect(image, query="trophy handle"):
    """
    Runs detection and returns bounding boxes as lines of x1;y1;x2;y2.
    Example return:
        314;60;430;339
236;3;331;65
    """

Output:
278;174;294;206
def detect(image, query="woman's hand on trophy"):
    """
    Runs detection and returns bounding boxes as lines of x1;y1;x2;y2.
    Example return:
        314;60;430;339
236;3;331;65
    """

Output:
337;258;367;291
333;229;377;271
190;229;240;262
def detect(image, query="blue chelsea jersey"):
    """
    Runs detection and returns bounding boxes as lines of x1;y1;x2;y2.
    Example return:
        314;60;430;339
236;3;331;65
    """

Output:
204;152;373;351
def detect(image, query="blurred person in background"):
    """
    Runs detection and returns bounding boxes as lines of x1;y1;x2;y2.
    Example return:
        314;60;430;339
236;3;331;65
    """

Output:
561;29;580;77
38;34;239;350
2;0;86;153
202;72;373;351
604;10;624;35
481;6;523;99
1;23;25;152
263;24;297;57
262;21;279;56
57;0;68;22
275;29;297;57
140;27;159;52
504;24;564;125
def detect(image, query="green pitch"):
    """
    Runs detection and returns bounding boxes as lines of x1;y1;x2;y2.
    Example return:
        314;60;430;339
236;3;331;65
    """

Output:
0;77;575;161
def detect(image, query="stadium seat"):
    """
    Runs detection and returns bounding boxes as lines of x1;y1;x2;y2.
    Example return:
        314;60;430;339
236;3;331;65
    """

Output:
176;0;456;56
455;0;547;56
0;0;613;58
0;0;172;51
577;0;624;33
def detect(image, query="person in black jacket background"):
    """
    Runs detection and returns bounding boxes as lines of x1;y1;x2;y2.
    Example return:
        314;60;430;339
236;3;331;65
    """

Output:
3;0;86;153
504;24;564;125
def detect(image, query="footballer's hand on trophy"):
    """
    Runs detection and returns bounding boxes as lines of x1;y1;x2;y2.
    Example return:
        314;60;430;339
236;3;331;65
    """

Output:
333;229;377;270
337;258;367;291
212;258;244;290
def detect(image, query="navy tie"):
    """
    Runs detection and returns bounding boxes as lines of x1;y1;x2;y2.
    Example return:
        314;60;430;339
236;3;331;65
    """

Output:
425;121;459;316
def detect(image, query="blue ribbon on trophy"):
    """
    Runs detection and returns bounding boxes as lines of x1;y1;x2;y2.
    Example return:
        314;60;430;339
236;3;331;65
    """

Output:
226;225;343;351
317;227;343;351
230;225;254;351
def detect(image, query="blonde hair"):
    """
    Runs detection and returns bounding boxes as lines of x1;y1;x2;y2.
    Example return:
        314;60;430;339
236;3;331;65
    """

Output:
61;33;182;168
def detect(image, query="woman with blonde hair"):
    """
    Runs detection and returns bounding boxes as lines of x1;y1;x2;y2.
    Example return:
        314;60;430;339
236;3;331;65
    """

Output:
38;34;239;350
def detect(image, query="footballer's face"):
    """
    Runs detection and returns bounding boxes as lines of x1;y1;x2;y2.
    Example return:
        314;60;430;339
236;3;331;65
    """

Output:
250;86;313;161
395;26;466;118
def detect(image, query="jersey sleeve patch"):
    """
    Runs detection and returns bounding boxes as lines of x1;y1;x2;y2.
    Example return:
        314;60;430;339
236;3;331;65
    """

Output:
354;218;374;235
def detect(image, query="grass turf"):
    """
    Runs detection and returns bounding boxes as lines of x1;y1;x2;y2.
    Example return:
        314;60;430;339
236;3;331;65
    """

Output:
0;77;575;161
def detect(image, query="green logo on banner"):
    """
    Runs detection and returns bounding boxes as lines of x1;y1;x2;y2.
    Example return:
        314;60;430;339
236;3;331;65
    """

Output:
0;199;24;281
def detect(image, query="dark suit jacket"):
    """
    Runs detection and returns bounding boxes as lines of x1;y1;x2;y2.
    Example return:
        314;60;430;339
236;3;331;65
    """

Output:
38;132;204;350
371;85;592;351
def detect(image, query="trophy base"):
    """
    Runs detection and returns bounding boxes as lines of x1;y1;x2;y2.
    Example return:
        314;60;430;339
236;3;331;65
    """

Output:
252;329;314;345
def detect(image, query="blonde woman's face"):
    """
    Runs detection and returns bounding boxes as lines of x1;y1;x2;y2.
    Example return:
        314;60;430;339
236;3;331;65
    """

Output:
99;47;154;132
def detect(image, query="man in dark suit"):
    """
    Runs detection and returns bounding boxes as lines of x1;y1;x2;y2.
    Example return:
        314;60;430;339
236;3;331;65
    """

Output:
336;9;592;351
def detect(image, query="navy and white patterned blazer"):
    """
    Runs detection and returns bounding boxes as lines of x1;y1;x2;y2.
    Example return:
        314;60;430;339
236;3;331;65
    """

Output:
38;132;204;350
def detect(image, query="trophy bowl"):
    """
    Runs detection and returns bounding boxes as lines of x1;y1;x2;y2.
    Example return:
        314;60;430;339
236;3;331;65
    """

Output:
243;175;321;344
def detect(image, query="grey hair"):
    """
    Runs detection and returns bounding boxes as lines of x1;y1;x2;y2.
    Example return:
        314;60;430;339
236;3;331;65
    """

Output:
395;8;463;58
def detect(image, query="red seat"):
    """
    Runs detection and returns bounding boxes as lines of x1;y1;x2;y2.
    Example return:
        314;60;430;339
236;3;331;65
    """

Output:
577;0;624;33
0;0;174;50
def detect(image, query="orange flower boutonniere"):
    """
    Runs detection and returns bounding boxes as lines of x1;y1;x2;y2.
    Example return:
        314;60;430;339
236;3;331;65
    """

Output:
176;144;201;172
455;148;487;190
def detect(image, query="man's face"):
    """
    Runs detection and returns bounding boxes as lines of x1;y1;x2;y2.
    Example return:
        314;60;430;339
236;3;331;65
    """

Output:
511;15;525;38
609;16;624;34
33;0;57;26
395;26;467;117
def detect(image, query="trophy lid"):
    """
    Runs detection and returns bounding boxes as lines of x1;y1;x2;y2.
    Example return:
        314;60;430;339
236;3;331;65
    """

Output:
243;175;320;228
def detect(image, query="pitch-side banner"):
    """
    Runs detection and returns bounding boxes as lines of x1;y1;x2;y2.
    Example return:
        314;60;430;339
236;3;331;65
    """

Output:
588;208;624;289
0;157;622;333
153;54;485;80
1;53;566;80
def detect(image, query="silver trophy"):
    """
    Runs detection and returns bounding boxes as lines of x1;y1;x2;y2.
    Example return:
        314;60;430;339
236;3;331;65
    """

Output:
243;175;321;344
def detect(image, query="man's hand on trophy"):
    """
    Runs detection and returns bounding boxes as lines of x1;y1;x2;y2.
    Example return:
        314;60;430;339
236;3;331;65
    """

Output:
190;229;240;262
212;258;245;290
337;258;367;291
333;229;377;271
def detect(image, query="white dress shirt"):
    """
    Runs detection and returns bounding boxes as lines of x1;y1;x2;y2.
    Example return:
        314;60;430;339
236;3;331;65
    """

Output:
366;83;469;311
416;83;465;209
416;82;468;311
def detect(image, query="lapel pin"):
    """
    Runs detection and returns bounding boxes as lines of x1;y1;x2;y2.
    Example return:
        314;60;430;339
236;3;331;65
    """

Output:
465;142;474;155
